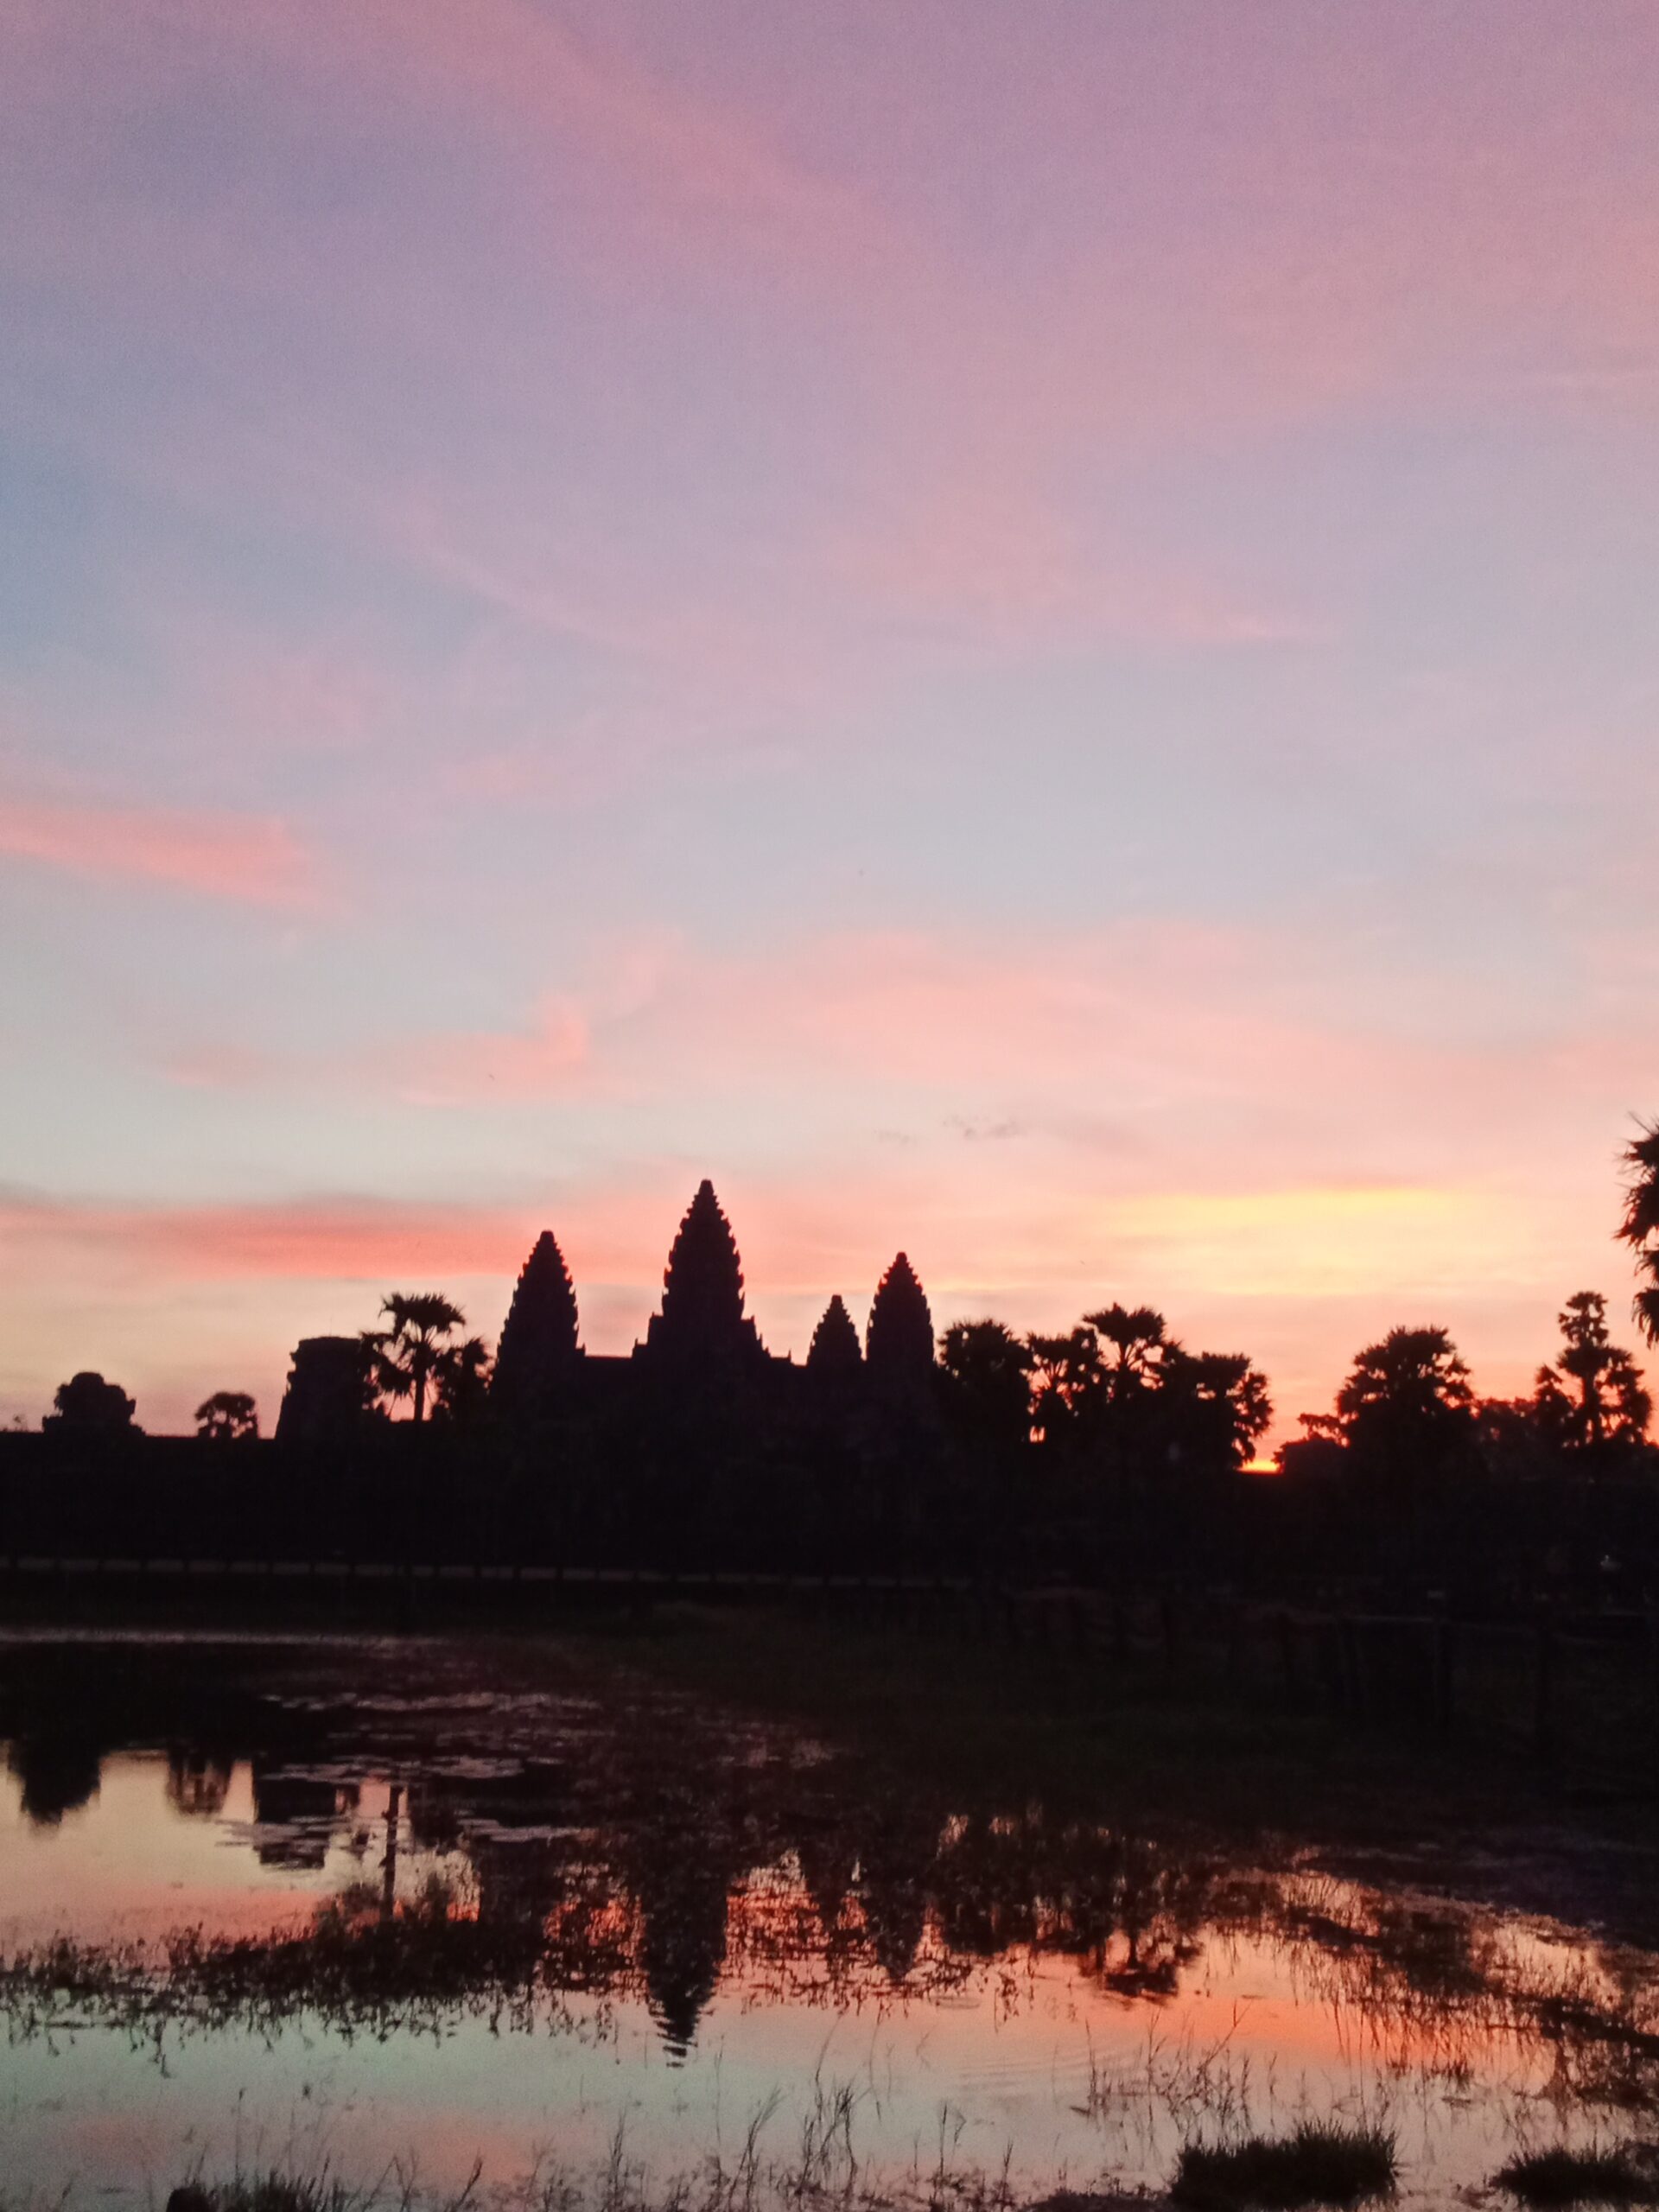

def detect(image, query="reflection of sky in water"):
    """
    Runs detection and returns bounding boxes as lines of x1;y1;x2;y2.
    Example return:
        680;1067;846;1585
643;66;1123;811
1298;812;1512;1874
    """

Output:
1;1650;1656;2207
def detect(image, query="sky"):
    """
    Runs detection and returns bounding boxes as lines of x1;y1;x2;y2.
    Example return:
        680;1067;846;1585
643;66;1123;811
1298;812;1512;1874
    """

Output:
3;0;1658;1440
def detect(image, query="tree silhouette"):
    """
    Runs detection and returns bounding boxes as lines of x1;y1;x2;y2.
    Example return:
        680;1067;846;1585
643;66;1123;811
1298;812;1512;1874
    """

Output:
866;1253;933;1379
1532;1291;1649;1460
434;1334;492;1427
43;1372;137;1437
363;1293;470;1425
1158;1348;1272;1472
1026;1326;1103;1443
1473;1394;1559;1482
1618;1122;1659;1344
492;1230;581;1418
1085;1305;1168;1402
644;1180;762;1368
1334;1325;1475;1488
195;1389;258;1441
806;1294;862;1378
940;1319;1032;1452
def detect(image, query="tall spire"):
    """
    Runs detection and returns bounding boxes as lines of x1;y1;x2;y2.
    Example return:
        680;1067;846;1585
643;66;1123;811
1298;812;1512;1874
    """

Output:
644;1180;763;1369
807;1294;862;1380
492;1230;581;1417
866;1253;934;1380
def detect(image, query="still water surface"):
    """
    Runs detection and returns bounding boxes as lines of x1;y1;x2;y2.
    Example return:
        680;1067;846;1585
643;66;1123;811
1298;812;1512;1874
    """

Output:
1;1632;1654;2206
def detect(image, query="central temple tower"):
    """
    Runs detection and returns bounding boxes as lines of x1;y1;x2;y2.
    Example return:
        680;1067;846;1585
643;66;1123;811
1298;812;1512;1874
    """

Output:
641;1180;766;1375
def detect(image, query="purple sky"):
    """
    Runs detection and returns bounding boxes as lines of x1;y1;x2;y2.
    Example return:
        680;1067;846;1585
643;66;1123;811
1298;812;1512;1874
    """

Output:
3;2;1657;1440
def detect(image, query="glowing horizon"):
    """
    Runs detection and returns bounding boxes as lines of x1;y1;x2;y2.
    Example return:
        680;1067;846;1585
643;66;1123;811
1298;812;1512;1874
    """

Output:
3;3;1656;1439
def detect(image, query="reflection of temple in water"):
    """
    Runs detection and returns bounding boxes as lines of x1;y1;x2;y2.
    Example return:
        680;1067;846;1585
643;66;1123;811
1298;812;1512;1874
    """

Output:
250;1762;359;1869
12;1631;1654;2104
167;1750;234;1818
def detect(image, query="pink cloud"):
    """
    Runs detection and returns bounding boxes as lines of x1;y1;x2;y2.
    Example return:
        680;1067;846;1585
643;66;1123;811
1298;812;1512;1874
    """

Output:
0;1193;526;1286
0;794;322;910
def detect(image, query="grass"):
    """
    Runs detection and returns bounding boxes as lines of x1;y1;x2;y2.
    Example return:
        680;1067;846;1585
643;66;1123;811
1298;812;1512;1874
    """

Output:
0;1872;625;2044
1492;2147;1659;2206
1169;2124;1397;2210
164;2184;365;2212
149;2139;1065;2212
161;2170;492;2212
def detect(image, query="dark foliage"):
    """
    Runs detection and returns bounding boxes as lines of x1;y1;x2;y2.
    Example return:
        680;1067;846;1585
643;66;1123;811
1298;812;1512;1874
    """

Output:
940;1319;1032;1454
363;1293;472;1427
1618;1123;1659;1348
1540;1293;1652;1458
1334;1326;1476;1492
1493;2146;1659;2207
195;1390;258;1441
44;1370;137;1437
1172;2124;1397;2209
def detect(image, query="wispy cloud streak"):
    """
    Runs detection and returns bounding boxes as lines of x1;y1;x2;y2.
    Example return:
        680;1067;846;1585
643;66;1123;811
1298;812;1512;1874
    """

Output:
0;796;322;910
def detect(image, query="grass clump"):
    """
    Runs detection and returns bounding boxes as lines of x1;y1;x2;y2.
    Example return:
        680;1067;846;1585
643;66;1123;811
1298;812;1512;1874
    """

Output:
1171;2123;1397;2209
165;2184;360;2212
1492;2146;1659;2206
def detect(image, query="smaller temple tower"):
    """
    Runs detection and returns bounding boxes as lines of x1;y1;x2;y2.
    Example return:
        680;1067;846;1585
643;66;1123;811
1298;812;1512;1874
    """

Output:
866;1253;935;1382
492;1230;582;1421
275;1336;376;1447
806;1294;862;1381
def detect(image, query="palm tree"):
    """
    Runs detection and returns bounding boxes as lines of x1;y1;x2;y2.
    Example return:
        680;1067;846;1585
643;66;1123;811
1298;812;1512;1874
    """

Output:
1334;1325;1475;1491
939;1319;1033;1451
1534;1291;1650;1456
433;1333;492;1427
1084;1305;1168;1401
1618;1122;1659;1344
363;1293;469;1425
1025;1325;1102;1443
1159;1349;1273;1471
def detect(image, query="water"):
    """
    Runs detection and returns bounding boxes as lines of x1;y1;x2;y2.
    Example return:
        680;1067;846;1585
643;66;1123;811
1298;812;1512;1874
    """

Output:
0;1630;1655;2207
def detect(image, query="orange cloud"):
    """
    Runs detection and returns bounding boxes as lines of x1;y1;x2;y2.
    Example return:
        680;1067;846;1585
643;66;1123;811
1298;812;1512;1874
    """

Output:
0;795;322;909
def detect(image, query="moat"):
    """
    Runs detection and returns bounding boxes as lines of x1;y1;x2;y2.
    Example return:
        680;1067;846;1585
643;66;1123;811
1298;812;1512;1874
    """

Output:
2;1628;1656;2209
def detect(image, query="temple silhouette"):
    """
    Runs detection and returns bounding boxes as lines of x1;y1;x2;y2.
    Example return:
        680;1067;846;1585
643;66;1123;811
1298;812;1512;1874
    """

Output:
277;1177;934;1443
265;1179;943;1573
14;1174;1651;1595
